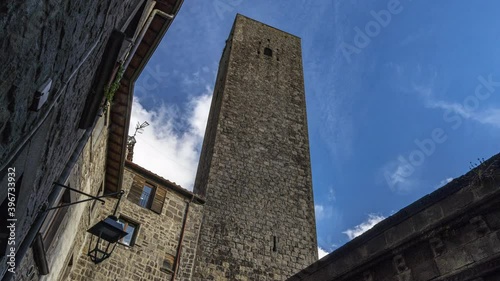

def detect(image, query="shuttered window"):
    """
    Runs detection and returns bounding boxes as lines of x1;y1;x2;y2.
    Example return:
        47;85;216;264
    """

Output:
127;181;143;205
127;181;166;214
151;186;166;214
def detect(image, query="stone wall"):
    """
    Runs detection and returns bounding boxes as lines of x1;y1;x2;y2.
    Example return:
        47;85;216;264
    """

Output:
14;115;109;281
288;154;500;281
0;0;142;278
69;165;204;281
193;15;317;281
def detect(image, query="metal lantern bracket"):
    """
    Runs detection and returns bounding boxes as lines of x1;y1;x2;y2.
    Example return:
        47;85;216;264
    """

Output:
43;182;124;213
43;182;128;265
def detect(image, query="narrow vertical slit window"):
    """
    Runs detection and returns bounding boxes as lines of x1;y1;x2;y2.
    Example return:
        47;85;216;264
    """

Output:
273;236;277;252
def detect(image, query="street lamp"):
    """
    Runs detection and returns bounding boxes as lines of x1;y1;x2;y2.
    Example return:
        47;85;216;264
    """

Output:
43;183;128;264
87;215;128;264
86;189;127;264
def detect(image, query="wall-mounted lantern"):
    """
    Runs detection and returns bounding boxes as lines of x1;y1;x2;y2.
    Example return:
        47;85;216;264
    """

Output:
42;183;128;265
87;215;128;264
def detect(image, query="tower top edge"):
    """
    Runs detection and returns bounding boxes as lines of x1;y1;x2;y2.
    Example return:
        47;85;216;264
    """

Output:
233;13;302;40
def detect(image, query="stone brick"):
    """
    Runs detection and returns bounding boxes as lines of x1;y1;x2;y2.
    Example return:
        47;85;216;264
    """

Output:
464;232;500;262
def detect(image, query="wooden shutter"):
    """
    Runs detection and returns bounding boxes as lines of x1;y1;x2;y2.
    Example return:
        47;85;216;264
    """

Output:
128;181;143;205
150;187;166;214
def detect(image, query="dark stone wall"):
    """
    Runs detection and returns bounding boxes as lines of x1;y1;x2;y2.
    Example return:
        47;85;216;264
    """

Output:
14;115;109;281
193;15;317;281
288;154;500;281
0;0;142;278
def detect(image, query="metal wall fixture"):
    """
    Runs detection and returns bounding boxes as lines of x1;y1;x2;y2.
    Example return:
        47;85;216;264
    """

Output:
36;183;128;271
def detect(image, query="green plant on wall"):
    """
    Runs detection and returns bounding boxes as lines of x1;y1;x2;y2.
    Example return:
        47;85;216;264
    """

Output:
102;64;125;114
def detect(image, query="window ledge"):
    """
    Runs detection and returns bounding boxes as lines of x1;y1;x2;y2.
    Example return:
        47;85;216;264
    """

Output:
118;242;133;248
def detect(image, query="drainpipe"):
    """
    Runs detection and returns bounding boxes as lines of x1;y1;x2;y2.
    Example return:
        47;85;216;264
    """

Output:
0;33;103;174
171;195;194;281
123;8;174;70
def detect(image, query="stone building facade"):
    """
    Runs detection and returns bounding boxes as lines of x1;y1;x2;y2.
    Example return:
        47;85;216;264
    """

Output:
192;15;318;281
68;161;204;281
0;0;184;280
5;2;500;280
5;113;110;281
288;154;500;281
0;0;144;279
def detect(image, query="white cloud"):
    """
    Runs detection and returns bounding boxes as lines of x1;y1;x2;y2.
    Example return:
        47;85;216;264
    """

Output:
413;84;500;128
318;247;329;259
315;204;333;221
475;108;500;127
315;205;325;220
343;214;386;240
435;177;453;189
189;92;213;138
128;89;213;190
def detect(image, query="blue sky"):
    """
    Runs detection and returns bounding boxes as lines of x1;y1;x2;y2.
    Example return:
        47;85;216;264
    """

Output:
128;0;500;258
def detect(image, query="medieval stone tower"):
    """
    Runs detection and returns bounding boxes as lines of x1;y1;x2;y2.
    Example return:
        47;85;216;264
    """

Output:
192;15;317;280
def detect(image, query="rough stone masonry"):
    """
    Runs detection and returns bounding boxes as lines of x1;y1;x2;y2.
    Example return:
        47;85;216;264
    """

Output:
192;15;318;281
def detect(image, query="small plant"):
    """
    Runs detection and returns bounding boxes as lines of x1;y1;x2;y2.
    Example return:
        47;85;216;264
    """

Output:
469;157;487;186
102;64;125;115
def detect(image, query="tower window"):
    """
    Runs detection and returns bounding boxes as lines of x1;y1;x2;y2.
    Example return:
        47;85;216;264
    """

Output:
273;236;277;252
264;47;273;57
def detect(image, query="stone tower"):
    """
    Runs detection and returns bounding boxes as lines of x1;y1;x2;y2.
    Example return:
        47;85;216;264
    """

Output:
192;15;317;280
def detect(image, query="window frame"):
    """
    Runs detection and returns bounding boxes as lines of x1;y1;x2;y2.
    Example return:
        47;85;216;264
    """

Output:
138;183;155;209
127;178;166;214
117;217;140;247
